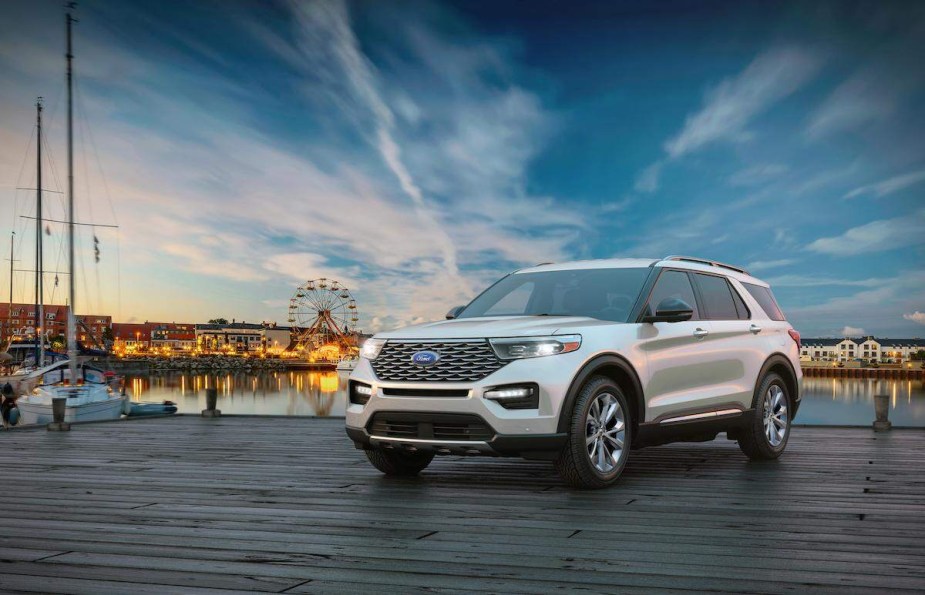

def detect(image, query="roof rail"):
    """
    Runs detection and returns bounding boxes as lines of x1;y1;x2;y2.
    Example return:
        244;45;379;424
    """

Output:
661;255;750;275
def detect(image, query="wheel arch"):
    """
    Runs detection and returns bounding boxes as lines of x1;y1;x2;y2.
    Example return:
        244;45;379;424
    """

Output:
755;353;799;416
556;354;646;437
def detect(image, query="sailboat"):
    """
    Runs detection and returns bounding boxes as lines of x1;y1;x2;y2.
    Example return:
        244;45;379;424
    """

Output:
0;101;57;396
17;9;126;426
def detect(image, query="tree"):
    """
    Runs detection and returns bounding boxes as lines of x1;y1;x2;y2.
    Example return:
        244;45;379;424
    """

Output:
208;318;229;325
49;334;66;352
911;350;925;362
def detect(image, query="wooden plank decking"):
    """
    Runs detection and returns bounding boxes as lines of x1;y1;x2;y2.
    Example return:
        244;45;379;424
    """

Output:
1;416;923;594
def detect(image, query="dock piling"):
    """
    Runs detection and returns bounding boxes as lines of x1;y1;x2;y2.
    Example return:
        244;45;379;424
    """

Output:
47;396;70;431
873;393;891;432
201;387;221;418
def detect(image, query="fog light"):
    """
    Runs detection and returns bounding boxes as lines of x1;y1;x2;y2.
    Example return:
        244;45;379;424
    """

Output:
484;383;539;410
485;387;532;400
349;381;373;405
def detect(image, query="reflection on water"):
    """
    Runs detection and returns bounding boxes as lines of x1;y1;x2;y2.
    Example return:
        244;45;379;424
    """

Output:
124;372;925;426
125;370;349;417
799;377;925;427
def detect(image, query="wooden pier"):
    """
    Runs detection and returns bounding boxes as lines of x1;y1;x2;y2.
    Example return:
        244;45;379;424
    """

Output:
1;416;924;593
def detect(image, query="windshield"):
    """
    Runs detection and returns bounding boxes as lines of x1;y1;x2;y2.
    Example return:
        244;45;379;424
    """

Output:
458;267;650;322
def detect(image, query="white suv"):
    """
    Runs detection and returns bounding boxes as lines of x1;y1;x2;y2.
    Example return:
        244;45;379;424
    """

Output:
346;256;802;488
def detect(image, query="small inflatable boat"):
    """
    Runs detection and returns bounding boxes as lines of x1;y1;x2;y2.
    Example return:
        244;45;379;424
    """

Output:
125;401;178;417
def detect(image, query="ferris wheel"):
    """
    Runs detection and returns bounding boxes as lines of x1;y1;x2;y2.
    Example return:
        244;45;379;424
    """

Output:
288;278;359;351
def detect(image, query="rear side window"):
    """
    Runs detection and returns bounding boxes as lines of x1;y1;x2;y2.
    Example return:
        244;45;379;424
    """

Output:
694;273;742;320
647;270;700;320
729;285;750;319
743;282;786;321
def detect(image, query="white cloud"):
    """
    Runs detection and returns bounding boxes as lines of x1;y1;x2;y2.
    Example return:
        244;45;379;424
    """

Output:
746;258;796;272
0;0;585;331
762;274;884;288
634;161;662;193
841;326;866;337
634;46;822;194
904;311;925;325
664;46;824;159
786;271;925;337
728;164;789;187
844;169;925;199
288;0;465;299
806;211;925;256
809;74;891;138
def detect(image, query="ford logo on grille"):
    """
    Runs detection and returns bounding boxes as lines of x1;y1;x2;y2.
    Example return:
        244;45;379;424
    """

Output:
410;350;440;366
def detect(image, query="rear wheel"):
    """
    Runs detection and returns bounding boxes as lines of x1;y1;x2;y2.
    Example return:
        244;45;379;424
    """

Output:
738;373;791;460
365;448;434;476
555;376;631;489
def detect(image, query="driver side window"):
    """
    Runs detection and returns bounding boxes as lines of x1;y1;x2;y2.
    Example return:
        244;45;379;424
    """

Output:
646;270;700;320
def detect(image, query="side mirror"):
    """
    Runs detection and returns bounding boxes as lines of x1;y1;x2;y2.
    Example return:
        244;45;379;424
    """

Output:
446;305;466;320
643;297;694;323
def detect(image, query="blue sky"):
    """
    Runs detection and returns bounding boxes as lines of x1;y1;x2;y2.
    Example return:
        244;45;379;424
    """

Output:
0;0;923;336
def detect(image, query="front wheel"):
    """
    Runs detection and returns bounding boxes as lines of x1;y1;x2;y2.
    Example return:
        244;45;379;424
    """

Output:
555;376;632;489
365;448;434;476
738;373;791;460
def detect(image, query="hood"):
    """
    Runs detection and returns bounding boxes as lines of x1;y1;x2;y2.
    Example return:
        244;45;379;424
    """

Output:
375;315;621;340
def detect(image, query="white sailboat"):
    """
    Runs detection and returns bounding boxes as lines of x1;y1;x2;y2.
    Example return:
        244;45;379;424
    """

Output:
16;9;125;425
16;360;124;425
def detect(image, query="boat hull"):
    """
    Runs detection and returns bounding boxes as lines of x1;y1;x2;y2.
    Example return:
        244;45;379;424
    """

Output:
17;396;125;426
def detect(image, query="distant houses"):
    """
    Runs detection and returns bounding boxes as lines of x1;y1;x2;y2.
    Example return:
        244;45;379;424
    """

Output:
113;320;295;355
801;337;925;363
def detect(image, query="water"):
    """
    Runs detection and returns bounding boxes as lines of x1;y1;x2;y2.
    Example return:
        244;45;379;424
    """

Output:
798;376;925;427
121;372;925;427
125;370;349;417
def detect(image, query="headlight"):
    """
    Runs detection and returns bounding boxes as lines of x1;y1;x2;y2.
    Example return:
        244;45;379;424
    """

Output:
360;338;386;360
489;335;581;360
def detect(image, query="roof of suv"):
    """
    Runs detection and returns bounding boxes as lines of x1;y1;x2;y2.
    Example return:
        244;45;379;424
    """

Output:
516;256;768;286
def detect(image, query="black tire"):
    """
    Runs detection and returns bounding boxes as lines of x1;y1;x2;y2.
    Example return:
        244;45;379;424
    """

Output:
554;376;632;489
364;448;435;476
738;372;791;460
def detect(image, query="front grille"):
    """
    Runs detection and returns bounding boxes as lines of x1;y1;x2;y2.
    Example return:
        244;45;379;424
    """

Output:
372;341;507;382
369;412;494;442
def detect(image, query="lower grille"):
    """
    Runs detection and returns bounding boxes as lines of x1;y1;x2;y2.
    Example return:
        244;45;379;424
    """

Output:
380;387;470;398
368;412;494;442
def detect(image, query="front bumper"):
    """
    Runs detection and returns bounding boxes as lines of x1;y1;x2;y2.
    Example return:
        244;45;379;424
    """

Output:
345;418;567;460
345;354;581;459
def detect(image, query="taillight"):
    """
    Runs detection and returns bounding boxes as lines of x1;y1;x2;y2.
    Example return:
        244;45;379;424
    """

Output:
788;329;801;349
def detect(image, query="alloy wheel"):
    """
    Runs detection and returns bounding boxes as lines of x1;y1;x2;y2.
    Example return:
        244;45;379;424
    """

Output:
763;384;788;447
586;392;626;473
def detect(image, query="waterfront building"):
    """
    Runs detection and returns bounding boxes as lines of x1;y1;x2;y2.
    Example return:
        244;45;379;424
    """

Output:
195;321;266;353
801;336;925;363
112;322;154;352
263;324;295;355
0;302;69;342
1;302;111;347
76;314;112;347
151;323;196;352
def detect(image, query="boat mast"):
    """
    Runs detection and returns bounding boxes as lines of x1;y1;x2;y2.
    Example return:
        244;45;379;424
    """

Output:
5;231;13;347
66;8;77;380
35;98;45;367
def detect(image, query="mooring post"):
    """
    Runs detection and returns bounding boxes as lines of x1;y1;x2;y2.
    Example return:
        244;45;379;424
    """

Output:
47;396;71;431
202;387;221;418
873;394;891;432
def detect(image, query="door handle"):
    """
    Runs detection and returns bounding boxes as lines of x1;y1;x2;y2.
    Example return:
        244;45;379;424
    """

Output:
693;328;709;339
749;324;762;334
